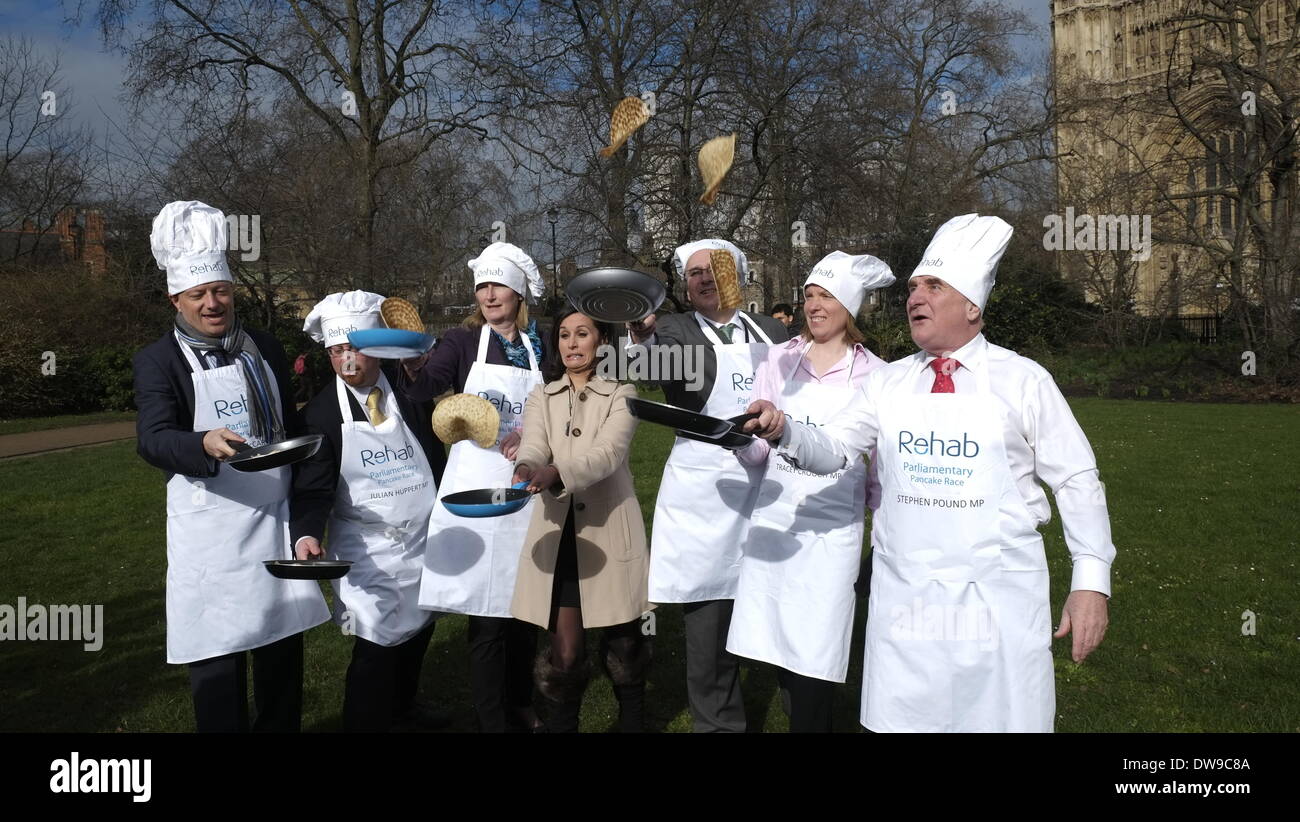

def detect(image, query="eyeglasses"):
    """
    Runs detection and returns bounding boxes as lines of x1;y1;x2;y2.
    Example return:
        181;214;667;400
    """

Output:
327;345;358;358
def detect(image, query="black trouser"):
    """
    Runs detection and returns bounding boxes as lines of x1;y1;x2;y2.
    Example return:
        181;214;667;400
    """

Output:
682;599;745;732
342;621;436;733
777;667;834;733
188;632;304;733
466;615;537;732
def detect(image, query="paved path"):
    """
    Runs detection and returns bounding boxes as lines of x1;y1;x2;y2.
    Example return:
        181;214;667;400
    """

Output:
0;421;137;459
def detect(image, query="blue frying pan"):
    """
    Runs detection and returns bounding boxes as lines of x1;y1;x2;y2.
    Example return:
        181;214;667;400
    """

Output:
441;481;532;518
348;328;435;359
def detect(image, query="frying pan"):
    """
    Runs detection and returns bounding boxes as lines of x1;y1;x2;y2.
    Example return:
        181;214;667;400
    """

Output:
674;412;760;450
226;435;324;472
442;481;532;518
263;559;352;580
348;328;435;359
565;267;667;323
625;397;735;439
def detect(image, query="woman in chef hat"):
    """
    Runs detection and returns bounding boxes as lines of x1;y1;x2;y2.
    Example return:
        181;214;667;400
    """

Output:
726;250;896;732
399;241;548;732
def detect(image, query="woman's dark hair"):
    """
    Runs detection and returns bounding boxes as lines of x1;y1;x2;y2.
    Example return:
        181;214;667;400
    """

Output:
543;307;616;383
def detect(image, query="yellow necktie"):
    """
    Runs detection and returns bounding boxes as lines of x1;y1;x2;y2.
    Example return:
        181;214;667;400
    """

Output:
365;388;387;426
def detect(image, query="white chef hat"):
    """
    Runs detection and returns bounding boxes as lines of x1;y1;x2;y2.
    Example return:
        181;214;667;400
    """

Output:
803;251;895;317
469;242;546;305
151;201;231;295
909;214;1014;312
303;290;386;347
672;238;750;280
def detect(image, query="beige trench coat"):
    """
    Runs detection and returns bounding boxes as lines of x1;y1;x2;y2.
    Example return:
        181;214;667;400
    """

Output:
510;374;651;629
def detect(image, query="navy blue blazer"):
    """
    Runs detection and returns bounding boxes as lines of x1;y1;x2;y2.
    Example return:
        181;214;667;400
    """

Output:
133;326;301;480
289;365;447;546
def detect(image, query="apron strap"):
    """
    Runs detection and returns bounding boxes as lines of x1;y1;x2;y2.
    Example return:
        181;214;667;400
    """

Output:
737;313;774;345
173;329;206;374
475;323;540;371
518;329;540;371
697;318;726;346
336;373;402;425
334;374;353;419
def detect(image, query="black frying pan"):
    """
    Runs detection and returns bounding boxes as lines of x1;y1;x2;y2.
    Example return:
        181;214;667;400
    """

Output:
225;435;324;472
625;397;734;439
675;412;760;450
263;560;352;580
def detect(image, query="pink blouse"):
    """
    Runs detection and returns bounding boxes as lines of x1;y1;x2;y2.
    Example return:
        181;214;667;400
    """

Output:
738;337;886;509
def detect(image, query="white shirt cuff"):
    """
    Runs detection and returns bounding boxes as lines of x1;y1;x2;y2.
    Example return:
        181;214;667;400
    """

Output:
1070;556;1112;598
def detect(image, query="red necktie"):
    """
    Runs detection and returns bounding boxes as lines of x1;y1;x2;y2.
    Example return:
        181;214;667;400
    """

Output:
930;357;960;393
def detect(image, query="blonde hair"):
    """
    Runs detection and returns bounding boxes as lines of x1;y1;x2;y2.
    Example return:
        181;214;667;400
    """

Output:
463;298;529;331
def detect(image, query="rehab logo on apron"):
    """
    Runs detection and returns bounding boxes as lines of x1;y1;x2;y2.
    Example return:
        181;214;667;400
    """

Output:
648;314;775;604
419;325;542;618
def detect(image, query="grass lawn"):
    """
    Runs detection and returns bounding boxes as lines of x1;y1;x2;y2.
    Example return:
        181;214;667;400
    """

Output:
0;396;1295;732
0;411;136;436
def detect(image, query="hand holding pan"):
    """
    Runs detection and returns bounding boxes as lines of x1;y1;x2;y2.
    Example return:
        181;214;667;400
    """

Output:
204;427;245;460
265;534;351;580
222;435;324;472
442;481;532;518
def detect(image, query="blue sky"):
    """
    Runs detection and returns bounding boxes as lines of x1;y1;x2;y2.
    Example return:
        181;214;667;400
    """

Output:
0;1;136;132
0;0;1054;139
1012;0;1052;32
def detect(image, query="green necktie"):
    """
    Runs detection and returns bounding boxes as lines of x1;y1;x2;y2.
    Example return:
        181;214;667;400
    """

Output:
715;323;735;344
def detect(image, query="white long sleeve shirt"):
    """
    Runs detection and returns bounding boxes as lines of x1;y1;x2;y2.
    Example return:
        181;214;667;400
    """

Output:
777;333;1115;596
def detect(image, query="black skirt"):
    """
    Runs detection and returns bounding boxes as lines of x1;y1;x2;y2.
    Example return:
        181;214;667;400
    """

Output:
550;501;581;609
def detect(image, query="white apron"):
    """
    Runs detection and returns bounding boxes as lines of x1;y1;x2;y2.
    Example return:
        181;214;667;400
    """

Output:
327;376;436;646
164;336;329;664
648;315;774;603
420;325;541;617
863;360;1053;732
726;350;866;682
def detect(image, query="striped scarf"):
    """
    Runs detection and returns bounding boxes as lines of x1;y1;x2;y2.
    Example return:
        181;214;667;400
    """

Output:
174;313;284;444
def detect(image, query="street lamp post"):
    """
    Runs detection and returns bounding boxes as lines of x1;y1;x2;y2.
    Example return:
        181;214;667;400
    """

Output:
547;208;560;301
1214;281;1226;344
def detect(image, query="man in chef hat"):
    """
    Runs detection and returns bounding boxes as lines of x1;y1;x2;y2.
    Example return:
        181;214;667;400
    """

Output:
625;238;789;733
133;200;330;732
745;214;1116;732
291;291;449;731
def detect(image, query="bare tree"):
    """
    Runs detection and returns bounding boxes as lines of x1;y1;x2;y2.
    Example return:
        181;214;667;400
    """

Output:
0;35;92;264
88;0;493;291
1058;0;1299;351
